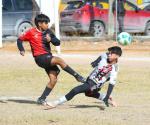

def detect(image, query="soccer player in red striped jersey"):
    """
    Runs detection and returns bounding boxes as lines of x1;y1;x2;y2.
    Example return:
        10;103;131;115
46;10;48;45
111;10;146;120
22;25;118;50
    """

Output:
17;14;85;105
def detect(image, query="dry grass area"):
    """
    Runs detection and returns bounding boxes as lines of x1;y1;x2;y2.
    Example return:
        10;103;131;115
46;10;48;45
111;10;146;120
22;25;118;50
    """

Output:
0;40;150;125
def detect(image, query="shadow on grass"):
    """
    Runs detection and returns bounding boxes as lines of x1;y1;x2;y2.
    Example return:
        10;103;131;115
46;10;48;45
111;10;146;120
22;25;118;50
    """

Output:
0;100;7;103
7;99;36;104
69;104;105;110
48;120;59;124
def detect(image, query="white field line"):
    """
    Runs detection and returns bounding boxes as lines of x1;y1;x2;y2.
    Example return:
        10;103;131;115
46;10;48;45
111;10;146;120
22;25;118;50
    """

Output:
54;54;150;61
0;53;150;61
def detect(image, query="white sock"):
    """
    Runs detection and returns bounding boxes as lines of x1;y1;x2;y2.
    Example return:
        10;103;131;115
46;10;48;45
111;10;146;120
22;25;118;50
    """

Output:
53;96;67;106
98;93;106;100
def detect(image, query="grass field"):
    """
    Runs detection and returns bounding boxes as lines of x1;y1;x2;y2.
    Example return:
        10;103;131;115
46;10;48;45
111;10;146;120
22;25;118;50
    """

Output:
0;41;150;125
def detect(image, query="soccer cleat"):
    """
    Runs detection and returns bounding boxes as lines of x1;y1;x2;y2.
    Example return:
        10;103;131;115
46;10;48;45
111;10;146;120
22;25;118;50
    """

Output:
44;102;57;110
47;102;56;107
75;75;86;83
37;98;47;106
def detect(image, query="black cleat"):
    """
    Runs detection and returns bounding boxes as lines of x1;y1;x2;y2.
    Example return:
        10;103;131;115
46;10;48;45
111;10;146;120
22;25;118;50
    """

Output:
37;98;47;105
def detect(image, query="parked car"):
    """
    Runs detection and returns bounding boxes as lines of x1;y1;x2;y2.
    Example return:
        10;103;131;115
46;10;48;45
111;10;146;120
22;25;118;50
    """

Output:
59;0;68;13
2;0;40;37
60;0;150;36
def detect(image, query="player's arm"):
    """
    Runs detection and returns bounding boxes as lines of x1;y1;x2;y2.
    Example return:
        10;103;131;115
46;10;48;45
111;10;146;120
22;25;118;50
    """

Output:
91;53;108;68
103;67;117;107
46;29;60;46
17;29;31;56
91;55;101;68
17;38;25;56
103;84;114;107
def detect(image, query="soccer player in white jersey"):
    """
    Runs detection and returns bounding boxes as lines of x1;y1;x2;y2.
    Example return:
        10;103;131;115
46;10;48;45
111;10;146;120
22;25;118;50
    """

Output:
46;46;122;108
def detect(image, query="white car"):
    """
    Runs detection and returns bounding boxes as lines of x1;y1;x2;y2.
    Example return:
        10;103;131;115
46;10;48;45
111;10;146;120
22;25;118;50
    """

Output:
2;0;40;37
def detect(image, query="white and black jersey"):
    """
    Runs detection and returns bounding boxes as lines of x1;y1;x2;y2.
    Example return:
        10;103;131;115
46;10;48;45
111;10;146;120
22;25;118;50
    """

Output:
89;53;118;88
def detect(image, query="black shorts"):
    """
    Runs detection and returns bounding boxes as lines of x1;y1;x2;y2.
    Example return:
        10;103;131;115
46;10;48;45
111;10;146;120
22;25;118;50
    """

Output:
84;78;100;96
34;54;60;75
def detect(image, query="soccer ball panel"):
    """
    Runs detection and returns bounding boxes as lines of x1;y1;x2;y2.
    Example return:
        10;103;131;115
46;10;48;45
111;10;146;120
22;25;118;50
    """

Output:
117;32;132;46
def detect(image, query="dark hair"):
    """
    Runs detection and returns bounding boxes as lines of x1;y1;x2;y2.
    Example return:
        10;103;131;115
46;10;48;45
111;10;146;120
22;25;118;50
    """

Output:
34;14;50;27
108;46;122;56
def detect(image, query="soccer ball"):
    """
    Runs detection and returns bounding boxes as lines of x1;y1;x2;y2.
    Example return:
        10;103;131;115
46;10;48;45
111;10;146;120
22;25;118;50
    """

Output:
117;32;132;45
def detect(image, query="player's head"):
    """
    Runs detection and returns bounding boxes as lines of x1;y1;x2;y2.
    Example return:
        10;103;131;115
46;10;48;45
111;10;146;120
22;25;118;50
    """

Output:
108;46;122;57
34;14;50;30
107;46;122;63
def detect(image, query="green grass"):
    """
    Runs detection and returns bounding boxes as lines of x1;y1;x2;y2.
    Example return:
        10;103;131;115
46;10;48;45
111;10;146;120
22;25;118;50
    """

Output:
0;54;150;125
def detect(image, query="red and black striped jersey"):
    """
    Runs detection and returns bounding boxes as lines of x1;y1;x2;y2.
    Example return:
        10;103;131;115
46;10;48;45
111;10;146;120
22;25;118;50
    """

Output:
17;28;60;57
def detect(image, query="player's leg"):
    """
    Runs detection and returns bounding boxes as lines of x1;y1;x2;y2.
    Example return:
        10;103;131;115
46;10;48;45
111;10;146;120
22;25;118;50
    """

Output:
37;66;60;105
117;15;124;33
47;83;91;107
51;56;86;83
85;89;100;99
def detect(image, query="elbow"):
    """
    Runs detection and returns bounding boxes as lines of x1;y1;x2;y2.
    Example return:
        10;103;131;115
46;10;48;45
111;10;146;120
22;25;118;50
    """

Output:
109;82;115;86
109;79;116;86
17;38;21;47
55;42;60;46
52;39;60;46
17;38;24;51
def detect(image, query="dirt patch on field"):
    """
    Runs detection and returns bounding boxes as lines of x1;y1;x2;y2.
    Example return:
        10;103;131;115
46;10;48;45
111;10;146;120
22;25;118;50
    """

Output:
1;40;150;68
1;40;150;54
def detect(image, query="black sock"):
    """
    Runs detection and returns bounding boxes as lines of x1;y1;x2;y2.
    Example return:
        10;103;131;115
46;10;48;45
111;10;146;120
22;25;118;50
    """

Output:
63;65;80;78
39;87;52;100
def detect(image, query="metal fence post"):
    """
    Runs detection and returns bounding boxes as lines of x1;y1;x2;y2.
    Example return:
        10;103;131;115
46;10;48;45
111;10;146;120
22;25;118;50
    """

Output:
108;0;115;37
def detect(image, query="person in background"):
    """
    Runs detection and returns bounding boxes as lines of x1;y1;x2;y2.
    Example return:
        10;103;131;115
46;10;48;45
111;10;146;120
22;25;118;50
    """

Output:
112;0;126;33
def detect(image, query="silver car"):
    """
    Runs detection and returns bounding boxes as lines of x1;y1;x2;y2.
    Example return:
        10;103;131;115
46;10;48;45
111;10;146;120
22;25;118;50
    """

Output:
2;0;40;37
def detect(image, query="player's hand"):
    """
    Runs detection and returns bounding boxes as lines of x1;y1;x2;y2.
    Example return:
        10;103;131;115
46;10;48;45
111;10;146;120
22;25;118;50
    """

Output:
91;62;96;68
103;97;109;107
108;96;117;107
20;51;25;56
46;34;51;42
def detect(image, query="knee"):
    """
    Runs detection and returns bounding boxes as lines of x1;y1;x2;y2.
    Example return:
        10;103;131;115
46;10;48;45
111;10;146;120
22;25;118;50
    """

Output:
54;57;63;64
52;57;66;67
47;78;57;88
51;77;57;85
85;91;93;97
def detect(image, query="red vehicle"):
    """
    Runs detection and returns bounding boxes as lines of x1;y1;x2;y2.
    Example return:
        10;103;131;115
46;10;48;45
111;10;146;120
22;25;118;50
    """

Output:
60;0;150;36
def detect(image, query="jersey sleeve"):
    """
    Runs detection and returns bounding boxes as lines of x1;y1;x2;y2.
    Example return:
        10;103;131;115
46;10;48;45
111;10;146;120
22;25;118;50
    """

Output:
18;29;31;41
17;29;31;51
91;53;108;68
100;53;108;59
47;29;60;46
91;56;101;68
97;58;106;69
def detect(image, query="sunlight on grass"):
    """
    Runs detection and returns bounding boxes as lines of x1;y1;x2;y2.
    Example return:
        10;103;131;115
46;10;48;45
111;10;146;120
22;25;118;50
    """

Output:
0;55;150;125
